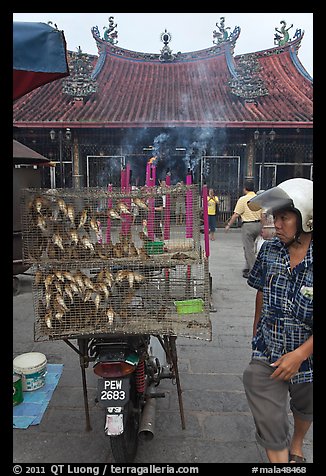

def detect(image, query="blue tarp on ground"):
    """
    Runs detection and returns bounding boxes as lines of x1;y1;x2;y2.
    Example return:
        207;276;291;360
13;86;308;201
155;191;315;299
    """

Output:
13;364;64;429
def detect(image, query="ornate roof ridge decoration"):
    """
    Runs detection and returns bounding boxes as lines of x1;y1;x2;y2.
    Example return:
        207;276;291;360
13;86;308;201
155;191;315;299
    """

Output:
274;20;294;47
213;17;240;48
250;27;304;59
159;30;179;62
228;53;269;102
91;17;240;63
62;47;98;101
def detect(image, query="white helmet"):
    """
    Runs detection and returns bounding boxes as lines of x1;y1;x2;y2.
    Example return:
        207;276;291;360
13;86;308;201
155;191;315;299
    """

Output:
248;178;313;233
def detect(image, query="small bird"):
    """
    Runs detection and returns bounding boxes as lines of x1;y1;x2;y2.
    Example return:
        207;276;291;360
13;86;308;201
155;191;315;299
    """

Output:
105;306;115;326
52;233;64;251
44;310;53;329
57;198;68;216
138;247;150;260
78;208;88;228
108;208;121;220
66;204;75;225
69;229;79;246
64;284;74;304
96;282;110;300
90;217;100;234
34;270;43;287
55;292;69;311
116;201;131;215
132;197;148;210
81;235;95;252
37;215;48;234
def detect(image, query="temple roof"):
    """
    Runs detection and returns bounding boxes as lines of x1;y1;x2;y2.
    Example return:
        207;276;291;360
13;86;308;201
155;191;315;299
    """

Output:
13;28;312;129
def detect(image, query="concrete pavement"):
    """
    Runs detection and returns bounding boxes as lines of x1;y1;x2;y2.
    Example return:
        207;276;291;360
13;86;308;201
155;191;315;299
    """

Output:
12;229;313;464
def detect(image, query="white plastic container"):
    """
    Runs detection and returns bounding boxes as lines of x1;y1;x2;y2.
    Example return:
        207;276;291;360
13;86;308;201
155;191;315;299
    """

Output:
13;352;47;391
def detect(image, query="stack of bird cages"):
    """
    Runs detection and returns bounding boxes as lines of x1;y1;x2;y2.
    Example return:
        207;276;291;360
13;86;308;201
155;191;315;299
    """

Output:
20;185;212;341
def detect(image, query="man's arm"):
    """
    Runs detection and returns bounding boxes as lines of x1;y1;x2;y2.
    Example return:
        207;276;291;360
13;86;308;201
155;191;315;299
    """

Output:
225;212;240;231
270;335;313;381
253;290;263;336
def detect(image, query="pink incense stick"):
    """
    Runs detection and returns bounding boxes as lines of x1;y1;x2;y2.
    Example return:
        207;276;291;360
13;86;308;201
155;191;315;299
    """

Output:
202;185;210;258
106;183;113;243
163;173;171;240
186;171;193;238
146;161;155;240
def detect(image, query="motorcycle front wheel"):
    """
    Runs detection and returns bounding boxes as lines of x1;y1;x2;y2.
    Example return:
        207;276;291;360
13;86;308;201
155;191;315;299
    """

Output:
110;399;140;463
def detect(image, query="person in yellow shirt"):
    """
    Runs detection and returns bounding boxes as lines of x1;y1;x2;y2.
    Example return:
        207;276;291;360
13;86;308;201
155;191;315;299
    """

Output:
225;181;262;278
207;188;220;241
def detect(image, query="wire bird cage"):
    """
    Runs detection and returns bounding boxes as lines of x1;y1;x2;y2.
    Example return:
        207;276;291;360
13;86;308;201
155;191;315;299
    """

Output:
21;185;212;341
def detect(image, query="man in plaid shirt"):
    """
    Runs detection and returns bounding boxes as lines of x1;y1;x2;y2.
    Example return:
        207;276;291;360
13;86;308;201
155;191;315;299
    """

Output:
242;178;313;464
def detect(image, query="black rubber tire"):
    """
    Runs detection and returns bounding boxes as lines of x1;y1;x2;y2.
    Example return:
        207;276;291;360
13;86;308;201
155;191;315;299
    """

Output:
110;399;139;463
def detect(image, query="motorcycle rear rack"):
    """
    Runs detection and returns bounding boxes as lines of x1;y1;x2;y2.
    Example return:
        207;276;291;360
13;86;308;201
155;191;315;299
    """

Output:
63;334;185;433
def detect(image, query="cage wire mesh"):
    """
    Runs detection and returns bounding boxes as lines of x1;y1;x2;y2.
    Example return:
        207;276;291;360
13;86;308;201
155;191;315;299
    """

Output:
21;184;211;341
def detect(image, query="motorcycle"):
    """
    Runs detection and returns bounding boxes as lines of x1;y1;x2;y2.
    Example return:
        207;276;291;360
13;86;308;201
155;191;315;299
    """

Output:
72;334;185;463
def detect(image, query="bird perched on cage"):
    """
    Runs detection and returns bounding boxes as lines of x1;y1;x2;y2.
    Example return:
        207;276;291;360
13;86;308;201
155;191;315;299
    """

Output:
83;274;96;292
138;247;150;261
64;284;74;304
68;228;79;246
52;232;65;252
113;242;123;258
171;252;196;260
53;302;65;323
62;270;75;282
44;309;53;329
54;292;69;312
81;234;95;253
115;269;130;287
92;292;101;313
33;195;51;216
95;242;112;259
116;201;131;215
66;204;75;226
97;268;114;289
34;270;43;287
132;197;148;210
73;270;85;293
83;288;93;303
139;231;152;242
54;270;65;282
90;216;100;234
57;198;68;217
129;241;139;257
96;281;110;300
36;215;49;235
53;280;63;296
69;280;81;297
44;273;55;291
77;207;88;229
108;208;121;220
105;306;115;326
133;271;146;285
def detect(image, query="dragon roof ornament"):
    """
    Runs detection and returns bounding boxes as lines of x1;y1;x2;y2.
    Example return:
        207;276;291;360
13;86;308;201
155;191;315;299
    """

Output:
274;20;293;47
213;17;240;46
92;16;118;45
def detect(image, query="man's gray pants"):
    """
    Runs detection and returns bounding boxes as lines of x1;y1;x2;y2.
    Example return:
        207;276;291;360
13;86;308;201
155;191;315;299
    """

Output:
241;222;262;270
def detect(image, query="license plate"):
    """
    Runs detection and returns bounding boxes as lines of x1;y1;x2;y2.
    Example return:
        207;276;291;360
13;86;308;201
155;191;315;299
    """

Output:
97;378;130;407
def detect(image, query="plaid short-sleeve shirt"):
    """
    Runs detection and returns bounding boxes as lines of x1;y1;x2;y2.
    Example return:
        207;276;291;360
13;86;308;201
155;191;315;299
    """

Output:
247;237;313;384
